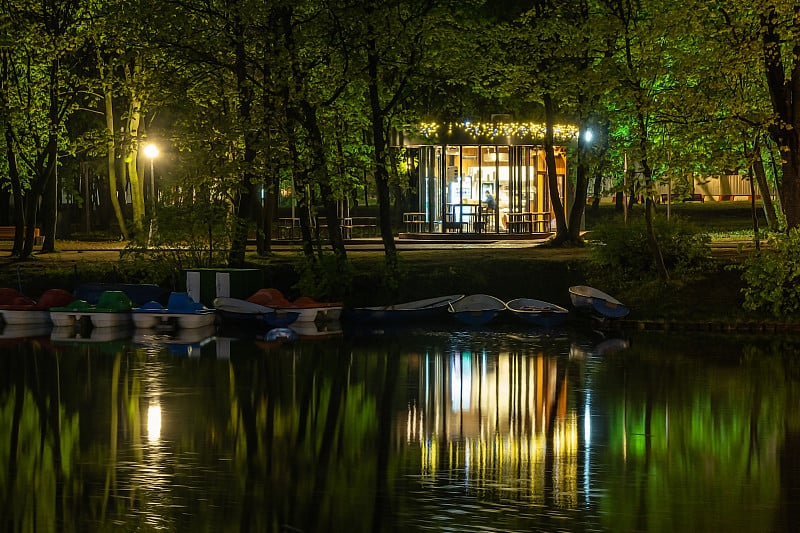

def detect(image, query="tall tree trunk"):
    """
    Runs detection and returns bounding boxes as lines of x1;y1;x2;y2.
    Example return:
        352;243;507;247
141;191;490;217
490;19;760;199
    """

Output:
125;96;145;235
761;10;800;230
543;94;568;243
638;140;668;281
748;135;778;231
98;49;129;240
567;118;590;243
5;124;26;255
299;101;347;262
21;135;57;258
228;16;257;268
40;149;57;252
39;59;60;253
366;38;398;267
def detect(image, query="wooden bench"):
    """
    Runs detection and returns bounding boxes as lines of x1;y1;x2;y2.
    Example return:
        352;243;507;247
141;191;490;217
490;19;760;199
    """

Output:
345;217;378;238
0;226;43;244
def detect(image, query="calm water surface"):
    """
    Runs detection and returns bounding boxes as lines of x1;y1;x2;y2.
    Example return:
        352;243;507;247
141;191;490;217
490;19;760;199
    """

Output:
2;322;800;532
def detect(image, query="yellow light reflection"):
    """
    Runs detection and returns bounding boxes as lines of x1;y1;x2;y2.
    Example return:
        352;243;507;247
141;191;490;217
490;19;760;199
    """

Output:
413;352;580;506
147;404;162;442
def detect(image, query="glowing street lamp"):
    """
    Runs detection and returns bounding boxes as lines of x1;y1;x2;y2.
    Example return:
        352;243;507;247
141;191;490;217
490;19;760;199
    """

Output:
144;143;159;213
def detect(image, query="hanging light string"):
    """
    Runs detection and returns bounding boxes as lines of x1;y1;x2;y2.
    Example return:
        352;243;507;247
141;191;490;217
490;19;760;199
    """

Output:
418;121;579;142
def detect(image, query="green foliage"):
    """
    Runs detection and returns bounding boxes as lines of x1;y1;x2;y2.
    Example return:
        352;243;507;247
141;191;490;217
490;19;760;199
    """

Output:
589;215;712;288
293;254;354;302
119;201;231;284
738;229;800;318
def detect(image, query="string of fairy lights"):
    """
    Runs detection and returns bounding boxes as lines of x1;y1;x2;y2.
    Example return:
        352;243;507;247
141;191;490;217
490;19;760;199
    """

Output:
418;121;579;142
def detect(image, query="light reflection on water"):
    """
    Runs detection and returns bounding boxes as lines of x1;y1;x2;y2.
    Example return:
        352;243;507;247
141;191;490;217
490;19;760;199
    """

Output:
2;324;800;531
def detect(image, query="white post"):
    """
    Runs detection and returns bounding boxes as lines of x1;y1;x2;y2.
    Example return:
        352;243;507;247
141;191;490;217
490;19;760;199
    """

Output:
623;152;628;225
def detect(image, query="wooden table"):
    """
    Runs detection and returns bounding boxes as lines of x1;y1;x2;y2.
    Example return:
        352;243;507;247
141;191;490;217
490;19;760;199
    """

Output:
506;212;533;233
530;211;551;232
447;204;479;233
278;218;302;239
403;212;427;233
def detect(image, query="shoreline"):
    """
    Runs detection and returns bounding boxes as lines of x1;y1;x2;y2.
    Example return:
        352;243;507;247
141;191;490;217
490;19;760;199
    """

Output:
0;236;788;328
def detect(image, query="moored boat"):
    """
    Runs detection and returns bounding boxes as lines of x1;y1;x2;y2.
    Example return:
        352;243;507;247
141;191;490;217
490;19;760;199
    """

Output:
0;288;75;325
0;288;26;305
506;298;569;328
50;290;133;328
74;283;168;306
132;292;217;329
342;294;464;324
448;294;507;326
568;285;630;319
246;289;342;323
213;296;300;328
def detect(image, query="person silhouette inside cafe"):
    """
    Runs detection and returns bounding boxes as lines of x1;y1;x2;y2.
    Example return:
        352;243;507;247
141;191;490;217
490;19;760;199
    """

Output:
484;190;496;210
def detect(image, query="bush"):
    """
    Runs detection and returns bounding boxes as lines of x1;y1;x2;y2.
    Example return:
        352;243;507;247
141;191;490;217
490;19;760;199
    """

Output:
589;215;712;289
739;228;800;318
119;204;232;285
293;253;353;302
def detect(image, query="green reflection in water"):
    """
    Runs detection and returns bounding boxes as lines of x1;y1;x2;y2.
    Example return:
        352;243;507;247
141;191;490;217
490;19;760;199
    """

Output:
595;333;800;533
2;329;800;531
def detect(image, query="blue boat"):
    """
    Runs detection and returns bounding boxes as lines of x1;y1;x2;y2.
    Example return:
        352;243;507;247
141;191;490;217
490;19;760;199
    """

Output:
342;295;463;324
132;292;216;329
506;298;569;327
448;294;507;326
568;286;630;319
213;296;300;328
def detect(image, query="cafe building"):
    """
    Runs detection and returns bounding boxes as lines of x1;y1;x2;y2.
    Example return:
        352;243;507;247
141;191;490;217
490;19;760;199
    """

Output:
392;120;578;236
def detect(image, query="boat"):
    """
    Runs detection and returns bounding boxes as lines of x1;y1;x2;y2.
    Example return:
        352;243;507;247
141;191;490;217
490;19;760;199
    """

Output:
246;289;342;323
50;290;134;328
0;288;75;325
74;283;169;306
506;298;569;328
448;294;507;326
132;292;217;329
213;296;300;328
568;285;630;319
342;294;464;324
0;288;26;305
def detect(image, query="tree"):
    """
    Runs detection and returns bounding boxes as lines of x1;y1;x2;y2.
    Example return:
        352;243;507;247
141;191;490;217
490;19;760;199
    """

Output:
0;0;90;258
602;0;674;280
352;0;441;271
757;1;800;230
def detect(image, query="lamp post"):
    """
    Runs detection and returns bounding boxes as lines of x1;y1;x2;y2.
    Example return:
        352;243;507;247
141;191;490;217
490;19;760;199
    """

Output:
144;143;159;214
144;143;159;247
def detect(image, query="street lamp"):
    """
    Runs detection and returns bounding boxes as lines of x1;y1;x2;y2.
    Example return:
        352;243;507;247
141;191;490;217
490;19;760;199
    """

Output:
144;143;159;214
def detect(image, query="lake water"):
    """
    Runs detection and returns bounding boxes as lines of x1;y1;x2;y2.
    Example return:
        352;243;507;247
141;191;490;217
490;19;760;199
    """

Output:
2;322;800;532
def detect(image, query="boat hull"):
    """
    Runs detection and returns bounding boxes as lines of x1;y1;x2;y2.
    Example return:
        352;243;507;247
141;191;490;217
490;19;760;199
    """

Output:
279;306;342;323
506;298;569;328
343;295;464;324
451;309;501;326
214;297;300;328
448;294;506;325
568;286;629;319
0;309;52;326
90;312;133;328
